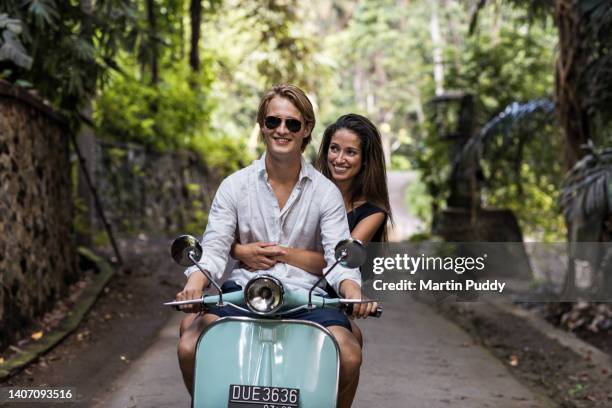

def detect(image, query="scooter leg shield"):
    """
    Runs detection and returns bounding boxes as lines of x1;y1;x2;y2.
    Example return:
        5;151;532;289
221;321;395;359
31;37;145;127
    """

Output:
192;317;340;408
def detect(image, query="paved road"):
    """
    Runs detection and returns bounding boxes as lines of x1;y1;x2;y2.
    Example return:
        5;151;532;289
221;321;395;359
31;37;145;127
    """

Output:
354;297;553;408
95;298;554;408
95;171;555;407
93;314;189;408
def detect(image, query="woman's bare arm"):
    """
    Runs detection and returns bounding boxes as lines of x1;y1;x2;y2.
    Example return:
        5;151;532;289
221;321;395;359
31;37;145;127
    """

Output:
274;212;385;274
350;212;386;243
232;242;325;275
231;211;385;275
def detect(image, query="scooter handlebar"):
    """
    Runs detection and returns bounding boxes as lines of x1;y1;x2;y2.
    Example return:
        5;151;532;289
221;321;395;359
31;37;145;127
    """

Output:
170;302;383;317
165;291;383;317
344;303;383;318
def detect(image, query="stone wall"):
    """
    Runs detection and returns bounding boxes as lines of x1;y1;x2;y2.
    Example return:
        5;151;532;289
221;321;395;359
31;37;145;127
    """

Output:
0;81;219;351
91;140;219;238
0;82;78;350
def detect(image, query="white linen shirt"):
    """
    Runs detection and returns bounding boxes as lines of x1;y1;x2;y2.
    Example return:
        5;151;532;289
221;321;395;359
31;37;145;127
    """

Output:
185;154;361;294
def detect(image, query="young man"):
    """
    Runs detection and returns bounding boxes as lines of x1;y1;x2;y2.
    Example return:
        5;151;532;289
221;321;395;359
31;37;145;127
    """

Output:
177;84;376;408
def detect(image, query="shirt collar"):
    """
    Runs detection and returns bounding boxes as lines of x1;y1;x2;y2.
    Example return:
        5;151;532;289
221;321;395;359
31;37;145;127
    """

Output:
257;152;313;183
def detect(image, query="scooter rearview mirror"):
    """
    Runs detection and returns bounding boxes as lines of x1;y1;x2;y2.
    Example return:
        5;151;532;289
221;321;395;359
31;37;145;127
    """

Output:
308;239;368;308
171;235;203;267
334;239;367;268
169;234;225;306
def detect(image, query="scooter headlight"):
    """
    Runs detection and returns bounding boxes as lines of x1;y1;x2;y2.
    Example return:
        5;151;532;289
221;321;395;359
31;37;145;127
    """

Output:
244;275;284;315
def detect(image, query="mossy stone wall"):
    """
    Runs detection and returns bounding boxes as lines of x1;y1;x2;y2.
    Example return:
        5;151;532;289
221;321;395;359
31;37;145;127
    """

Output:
92;140;218;238
0;83;77;350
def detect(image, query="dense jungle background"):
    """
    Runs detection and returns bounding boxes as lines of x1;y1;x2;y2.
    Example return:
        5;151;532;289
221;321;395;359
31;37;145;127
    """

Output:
4;0;608;240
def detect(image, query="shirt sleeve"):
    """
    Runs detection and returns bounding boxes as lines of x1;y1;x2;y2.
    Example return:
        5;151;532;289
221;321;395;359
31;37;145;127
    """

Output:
184;177;237;280
319;184;362;293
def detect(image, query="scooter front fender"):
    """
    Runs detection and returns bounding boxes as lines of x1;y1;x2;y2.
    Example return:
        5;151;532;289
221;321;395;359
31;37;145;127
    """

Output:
193;317;340;408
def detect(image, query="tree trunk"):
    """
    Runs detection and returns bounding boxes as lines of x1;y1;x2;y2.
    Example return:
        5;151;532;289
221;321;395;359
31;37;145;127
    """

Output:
189;0;202;72
373;51;391;166
555;0;590;168
81;0;93;39
78;0;95;246
430;0;444;96
179;8;185;60
146;0;159;84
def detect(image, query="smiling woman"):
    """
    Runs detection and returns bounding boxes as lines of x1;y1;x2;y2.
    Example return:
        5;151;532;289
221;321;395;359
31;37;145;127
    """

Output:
328;128;364;186
317;114;392;242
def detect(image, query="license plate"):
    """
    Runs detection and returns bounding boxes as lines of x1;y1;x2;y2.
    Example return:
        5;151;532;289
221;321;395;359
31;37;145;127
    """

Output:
228;384;300;407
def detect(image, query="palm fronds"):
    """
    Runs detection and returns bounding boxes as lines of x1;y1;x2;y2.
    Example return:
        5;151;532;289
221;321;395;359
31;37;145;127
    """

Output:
0;1;136;115
0;13;31;69
459;98;556;172
560;145;612;223
478;99;555;146
468;0;554;35
22;0;59;28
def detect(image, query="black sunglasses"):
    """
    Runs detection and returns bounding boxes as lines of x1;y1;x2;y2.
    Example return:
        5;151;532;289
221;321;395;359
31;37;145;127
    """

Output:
264;116;302;133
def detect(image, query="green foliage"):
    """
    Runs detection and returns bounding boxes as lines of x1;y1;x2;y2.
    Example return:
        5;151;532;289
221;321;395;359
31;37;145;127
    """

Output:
93;231;111;247
459;9;561;240
0;0;134;118
95;56;247;175
201;0;325;147
404;171;433;226
189;131;248;175
71;160;91;238
95;60;210;148
0;0;578;243
413;3;561;239
454;99;566;240
317;0;433;151
185;207;208;237
485;162;566;241
567;383;586;398
448;11;556;117
413;119;453;214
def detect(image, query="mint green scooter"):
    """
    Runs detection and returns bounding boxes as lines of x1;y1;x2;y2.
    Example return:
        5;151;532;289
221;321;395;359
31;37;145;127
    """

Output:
166;235;381;408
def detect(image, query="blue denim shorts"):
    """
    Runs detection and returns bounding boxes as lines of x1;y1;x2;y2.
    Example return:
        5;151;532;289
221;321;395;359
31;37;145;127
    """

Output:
206;281;352;332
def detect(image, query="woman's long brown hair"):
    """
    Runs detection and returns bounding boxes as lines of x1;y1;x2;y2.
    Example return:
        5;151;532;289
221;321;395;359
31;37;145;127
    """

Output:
315;114;393;241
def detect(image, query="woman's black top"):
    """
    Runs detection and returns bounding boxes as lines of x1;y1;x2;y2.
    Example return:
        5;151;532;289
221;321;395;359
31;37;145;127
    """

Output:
347;202;387;242
324;202;387;297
